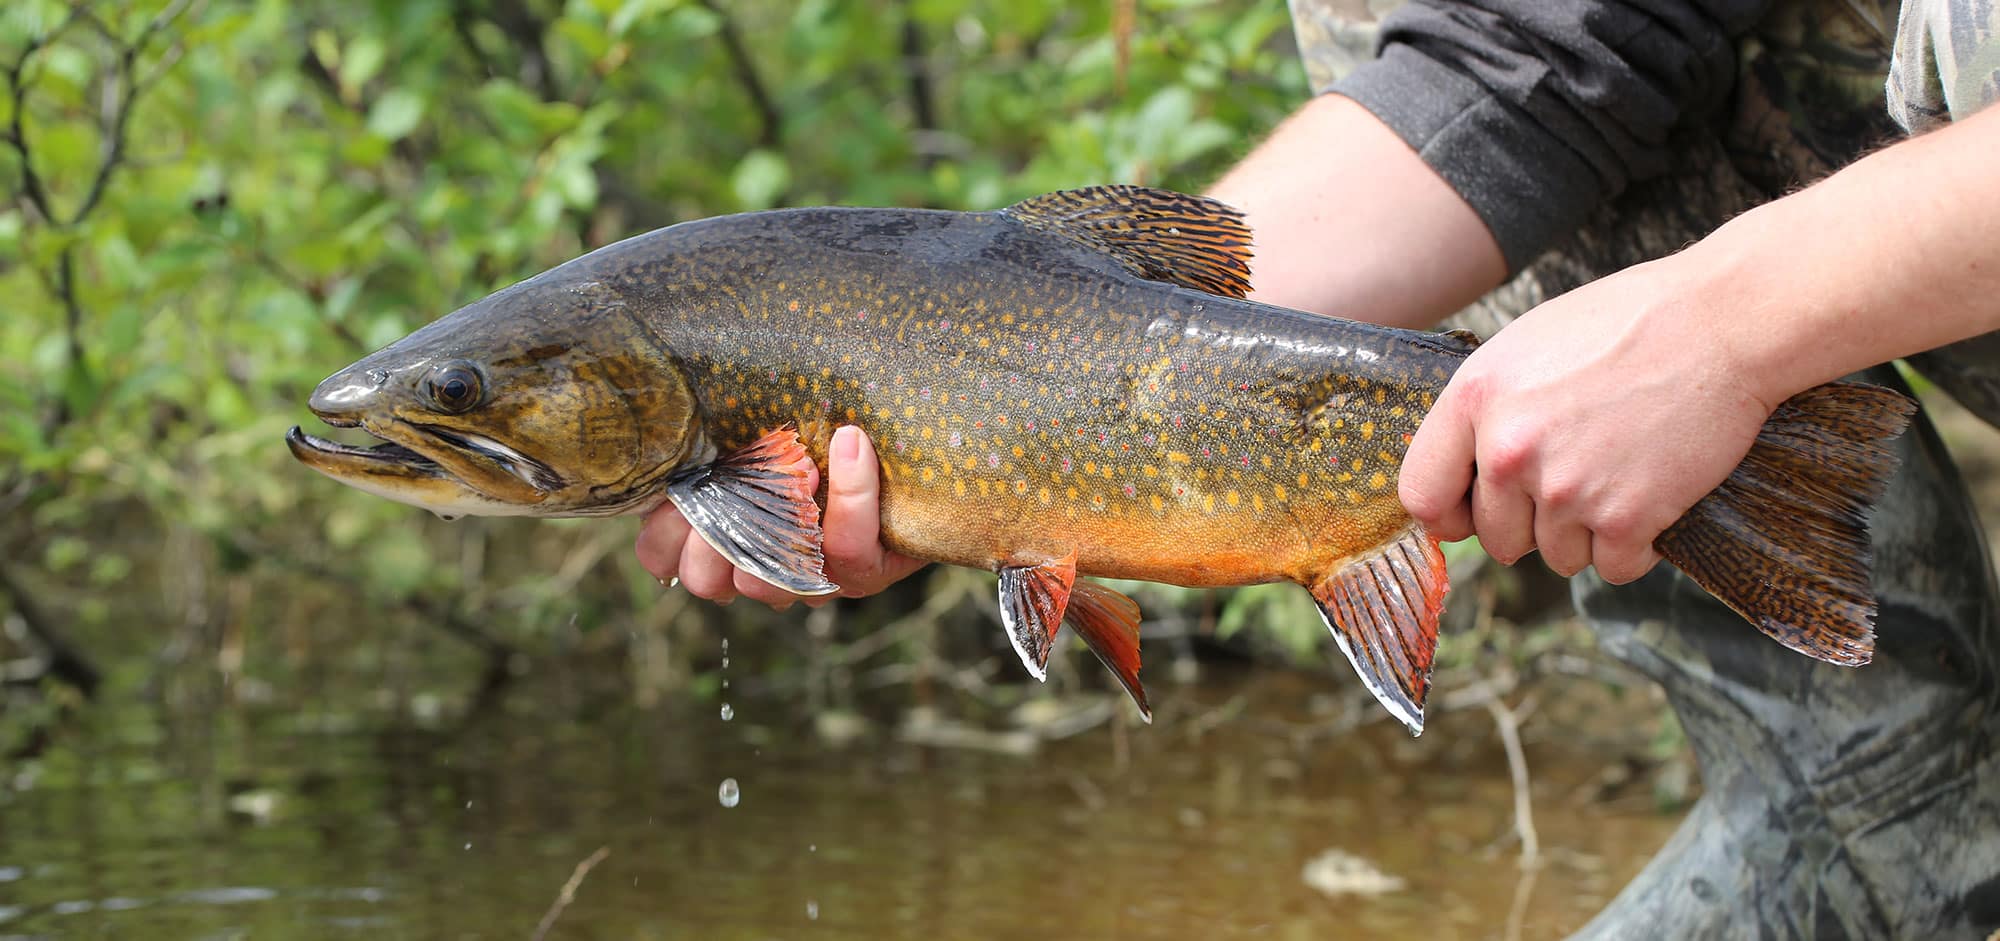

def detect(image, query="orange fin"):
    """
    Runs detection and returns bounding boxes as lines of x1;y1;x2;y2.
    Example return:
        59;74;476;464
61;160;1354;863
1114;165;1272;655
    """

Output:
1657;380;1916;665
1001;185;1253;298
1066;580;1150;722
665;427;838;596
997;551;1079;681
1309;525;1449;736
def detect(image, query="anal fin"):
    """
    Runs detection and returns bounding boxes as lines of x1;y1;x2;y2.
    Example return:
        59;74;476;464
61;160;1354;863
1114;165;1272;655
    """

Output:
665;427;838;596
1309;525;1449;736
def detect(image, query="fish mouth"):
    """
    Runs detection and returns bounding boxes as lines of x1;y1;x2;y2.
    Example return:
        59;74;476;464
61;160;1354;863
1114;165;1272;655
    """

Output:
287;418;566;517
286;427;451;478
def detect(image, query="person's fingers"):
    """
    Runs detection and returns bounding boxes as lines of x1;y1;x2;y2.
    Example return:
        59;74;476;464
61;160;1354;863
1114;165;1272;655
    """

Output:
822;425;928;598
1400;390;1478;542
1472;474;1536;565
634;506;692;583
733;568;798;610
1533;512;1593;577
821;425;886;585
677;532;740;603
1591;536;1663;585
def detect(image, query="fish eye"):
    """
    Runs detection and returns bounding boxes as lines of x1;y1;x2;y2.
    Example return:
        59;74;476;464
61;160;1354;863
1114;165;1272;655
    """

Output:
425;362;484;414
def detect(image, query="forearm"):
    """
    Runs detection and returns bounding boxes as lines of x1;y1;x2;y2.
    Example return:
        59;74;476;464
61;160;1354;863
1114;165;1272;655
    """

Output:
1207;94;1506;329
1678;105;2000;404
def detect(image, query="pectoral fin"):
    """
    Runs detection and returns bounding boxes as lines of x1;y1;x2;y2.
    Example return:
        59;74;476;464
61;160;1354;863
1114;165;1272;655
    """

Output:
1309;525;1450;736
666;427;839;596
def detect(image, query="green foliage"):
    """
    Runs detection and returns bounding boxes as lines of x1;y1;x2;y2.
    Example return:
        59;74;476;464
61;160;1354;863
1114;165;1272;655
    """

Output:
0;0;1308;691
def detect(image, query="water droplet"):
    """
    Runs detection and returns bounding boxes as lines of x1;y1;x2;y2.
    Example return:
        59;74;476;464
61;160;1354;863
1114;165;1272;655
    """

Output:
720;703;734;721
718;778;740;808
808;844;816;852
463;842;472;850
464;800;473;809
721;638;730;654
721;656;730;669
806;900;819;921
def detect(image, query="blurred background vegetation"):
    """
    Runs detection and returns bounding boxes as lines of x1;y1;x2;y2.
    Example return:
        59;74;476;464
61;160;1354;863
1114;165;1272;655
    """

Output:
1;0;1631;761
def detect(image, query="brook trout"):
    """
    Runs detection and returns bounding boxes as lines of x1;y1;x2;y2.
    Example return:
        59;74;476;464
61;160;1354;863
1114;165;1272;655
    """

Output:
289;186;1915;734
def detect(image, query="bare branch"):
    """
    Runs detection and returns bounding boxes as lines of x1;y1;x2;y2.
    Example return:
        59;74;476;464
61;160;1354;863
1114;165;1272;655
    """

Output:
696;0;782;148
530;846;611;941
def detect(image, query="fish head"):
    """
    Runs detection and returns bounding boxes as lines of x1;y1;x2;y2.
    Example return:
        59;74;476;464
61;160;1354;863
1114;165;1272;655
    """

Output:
287;276;705;518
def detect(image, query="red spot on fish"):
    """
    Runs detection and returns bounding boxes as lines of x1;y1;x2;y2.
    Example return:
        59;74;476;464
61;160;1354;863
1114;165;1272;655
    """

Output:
1123;484;1136;498
1327;456;1341;468
919;387;931;398
997;415;1008;425
1201;447;1211;458
1097;432;1108;443
895;441;907;452
1061;457;1073;472
1238;382;1250;390
975;420;985;429
1240;455;1251;467
1403;433;1413;444
1025;420;1035;430
1172;415;1184;429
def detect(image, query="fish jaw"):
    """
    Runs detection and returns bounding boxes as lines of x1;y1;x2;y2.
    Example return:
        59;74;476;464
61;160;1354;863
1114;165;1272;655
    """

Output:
286;426;553;519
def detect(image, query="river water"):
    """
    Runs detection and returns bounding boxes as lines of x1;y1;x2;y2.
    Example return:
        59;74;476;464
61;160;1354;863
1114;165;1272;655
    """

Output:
1;664;1680;940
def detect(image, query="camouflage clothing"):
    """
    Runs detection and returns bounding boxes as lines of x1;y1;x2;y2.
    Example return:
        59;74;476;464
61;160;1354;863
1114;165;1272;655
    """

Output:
1889;0;2000;131
1283;2;2000;938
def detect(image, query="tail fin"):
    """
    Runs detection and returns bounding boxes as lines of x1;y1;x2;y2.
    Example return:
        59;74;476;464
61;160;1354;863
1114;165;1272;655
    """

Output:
1656;381;1917;666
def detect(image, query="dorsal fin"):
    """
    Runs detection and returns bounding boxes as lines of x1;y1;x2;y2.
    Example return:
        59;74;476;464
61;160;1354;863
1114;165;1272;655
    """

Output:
1001;185;1254;298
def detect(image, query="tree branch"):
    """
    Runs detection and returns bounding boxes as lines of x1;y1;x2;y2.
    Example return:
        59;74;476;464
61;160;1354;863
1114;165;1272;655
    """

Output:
696;0;782;148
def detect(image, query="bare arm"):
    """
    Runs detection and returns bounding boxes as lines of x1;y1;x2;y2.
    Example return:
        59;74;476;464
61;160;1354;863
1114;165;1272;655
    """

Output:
1207;93;1506;327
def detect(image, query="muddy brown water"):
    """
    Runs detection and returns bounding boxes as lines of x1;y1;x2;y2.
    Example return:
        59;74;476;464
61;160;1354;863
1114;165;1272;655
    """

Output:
0;662;1680;941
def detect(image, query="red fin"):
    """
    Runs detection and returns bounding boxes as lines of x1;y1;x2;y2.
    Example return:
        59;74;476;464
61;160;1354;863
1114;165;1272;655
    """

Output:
1066;580;1150;722
997;551;1078;681
1309;526;1449;736
1657;381;1916;666
665;427;838;596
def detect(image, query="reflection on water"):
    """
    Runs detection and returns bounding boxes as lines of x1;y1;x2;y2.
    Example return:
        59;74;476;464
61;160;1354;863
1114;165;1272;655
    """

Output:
0;666;1680;940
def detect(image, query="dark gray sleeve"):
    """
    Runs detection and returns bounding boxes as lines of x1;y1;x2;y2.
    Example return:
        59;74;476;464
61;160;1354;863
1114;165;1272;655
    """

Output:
1331;1;1771;273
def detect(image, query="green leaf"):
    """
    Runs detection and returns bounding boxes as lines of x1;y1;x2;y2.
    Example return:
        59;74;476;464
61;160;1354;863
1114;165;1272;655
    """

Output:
730;149;791;210
340;36;387;92
366;88;424;141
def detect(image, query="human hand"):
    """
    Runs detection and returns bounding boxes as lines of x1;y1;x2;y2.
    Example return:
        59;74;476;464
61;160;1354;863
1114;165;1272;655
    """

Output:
1398;258;1775;583
635;425;927;607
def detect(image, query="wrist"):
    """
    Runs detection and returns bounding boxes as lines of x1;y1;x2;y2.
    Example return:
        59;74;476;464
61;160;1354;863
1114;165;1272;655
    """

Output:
1659;206;1827;412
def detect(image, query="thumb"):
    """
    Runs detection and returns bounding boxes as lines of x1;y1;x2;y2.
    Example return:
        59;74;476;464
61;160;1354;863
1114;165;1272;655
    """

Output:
821;425;888;582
